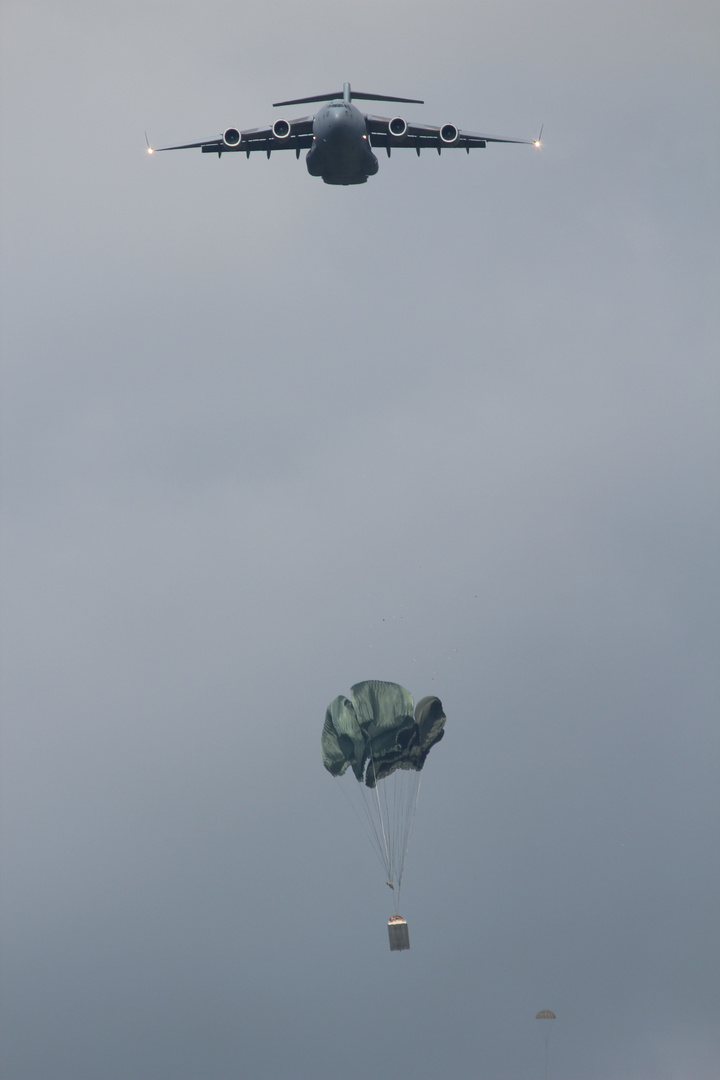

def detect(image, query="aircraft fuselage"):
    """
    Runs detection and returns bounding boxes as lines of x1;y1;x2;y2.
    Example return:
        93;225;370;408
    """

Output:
306;101;378;185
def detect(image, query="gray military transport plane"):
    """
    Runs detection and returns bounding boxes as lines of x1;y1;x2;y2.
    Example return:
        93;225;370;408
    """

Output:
147;82;541;186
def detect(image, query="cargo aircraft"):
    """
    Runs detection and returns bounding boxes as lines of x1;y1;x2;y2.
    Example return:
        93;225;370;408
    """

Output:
147;82;541;185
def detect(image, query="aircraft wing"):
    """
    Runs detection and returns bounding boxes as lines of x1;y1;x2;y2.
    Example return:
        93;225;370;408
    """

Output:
149;116;315;156
365;115;534;151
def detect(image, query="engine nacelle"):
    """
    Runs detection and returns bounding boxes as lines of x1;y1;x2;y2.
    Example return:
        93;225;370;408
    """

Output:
440;123;459;144
272;118;291;139
223;127;241;148
388;116;407;138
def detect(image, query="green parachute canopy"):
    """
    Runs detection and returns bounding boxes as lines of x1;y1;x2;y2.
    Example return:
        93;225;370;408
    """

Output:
321;680;446;907
321;680;446;787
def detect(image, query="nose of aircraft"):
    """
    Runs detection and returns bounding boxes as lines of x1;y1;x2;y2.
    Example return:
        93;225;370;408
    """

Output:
322;105;353;143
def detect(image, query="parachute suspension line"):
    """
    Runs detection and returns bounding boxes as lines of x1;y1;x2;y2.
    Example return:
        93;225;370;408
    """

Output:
542;1024;552;1080
382;774;403;913
397;772;421;892
335;768;423;916
388;767;405;912
379;760;393;875
368;750;392;881
337;774;387;876
365;765;423;910
384;766;402;887
356;779;392;880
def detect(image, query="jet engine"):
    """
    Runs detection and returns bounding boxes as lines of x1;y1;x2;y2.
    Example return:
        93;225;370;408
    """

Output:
440;123;459;143
223;128;241;147
272;118;291;139
388;116;407;137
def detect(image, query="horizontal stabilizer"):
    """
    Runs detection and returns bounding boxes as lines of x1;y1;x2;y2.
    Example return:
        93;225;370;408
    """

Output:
274;89;423;107
350;91;424;104
274;92;344;106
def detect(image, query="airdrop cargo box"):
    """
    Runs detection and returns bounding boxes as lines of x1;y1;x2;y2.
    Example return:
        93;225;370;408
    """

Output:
388;915;410;951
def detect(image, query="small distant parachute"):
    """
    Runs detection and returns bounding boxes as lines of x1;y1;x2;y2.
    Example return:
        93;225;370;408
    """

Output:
536;1010;556;1080
322;680;446;923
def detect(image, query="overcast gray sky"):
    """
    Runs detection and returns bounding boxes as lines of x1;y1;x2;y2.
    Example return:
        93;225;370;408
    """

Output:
1;3;718;1078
